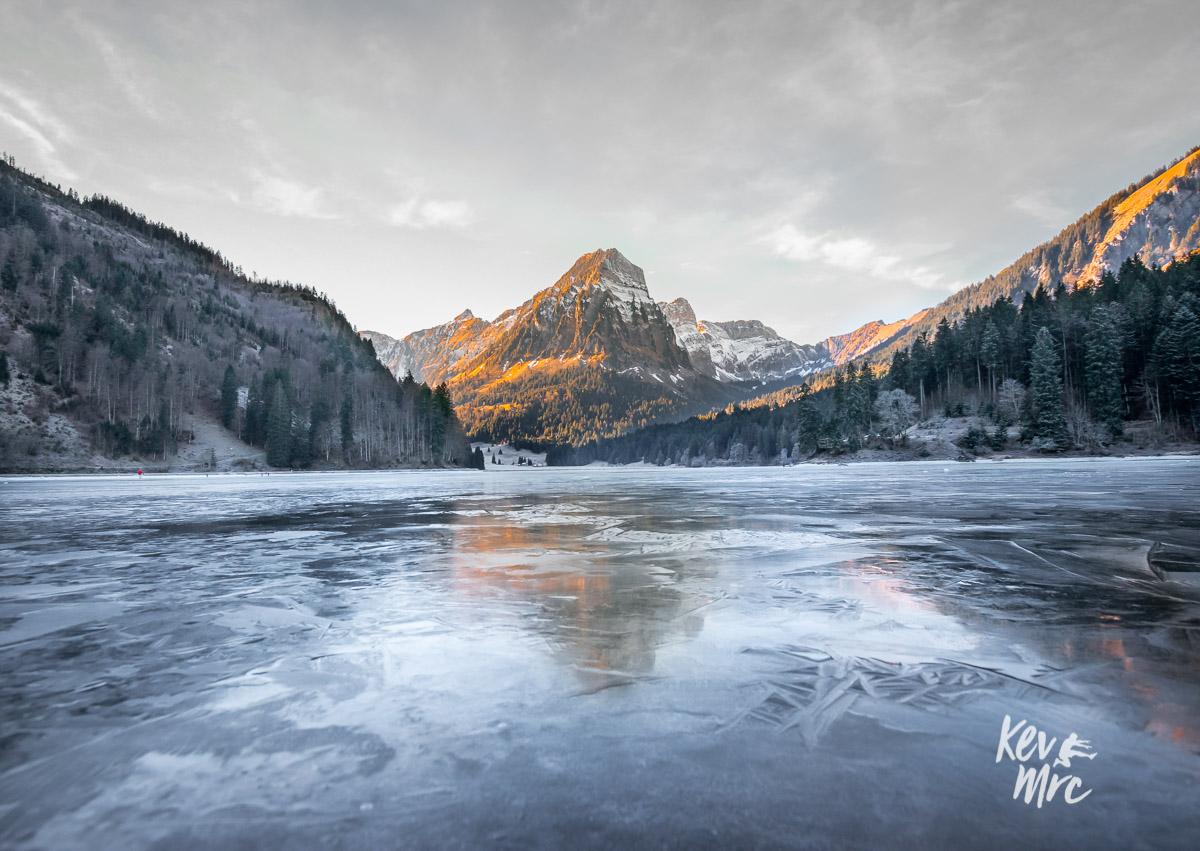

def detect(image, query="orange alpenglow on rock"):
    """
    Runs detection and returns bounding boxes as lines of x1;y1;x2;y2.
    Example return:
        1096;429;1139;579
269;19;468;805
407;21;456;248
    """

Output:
363;249;733;445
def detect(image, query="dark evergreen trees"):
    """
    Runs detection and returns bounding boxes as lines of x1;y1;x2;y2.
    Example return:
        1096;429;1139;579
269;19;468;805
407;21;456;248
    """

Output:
980;320;1001;400
431;382;453;458
933;317;957;392
266;382;292;468
1152;295;1200;430
1030;327;1068;448
220;365;238;429
1084;307;1123;437
244;379;265;446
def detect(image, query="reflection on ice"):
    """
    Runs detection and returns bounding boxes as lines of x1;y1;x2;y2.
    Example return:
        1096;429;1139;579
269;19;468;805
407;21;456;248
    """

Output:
1;459;1199;848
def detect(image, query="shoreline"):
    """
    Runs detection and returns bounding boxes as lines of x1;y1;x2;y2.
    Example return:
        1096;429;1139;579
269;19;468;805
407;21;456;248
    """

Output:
3;450;1197;479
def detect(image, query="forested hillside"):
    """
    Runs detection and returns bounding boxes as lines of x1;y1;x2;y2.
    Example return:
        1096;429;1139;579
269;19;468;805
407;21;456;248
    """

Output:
552;255;1200;466
825;147;1200;366
0;160;472;471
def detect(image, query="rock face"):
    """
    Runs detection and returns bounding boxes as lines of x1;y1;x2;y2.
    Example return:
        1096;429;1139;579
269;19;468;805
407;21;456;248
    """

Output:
828;147;1200;364
822;313;928;366
361;308;490;384
1078;149;1200;283
366;249;729;445
659;297;831;383
469;248;694;375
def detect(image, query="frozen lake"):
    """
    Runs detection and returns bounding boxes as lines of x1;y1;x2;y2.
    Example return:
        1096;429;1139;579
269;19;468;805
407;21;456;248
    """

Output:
2;459;1199;848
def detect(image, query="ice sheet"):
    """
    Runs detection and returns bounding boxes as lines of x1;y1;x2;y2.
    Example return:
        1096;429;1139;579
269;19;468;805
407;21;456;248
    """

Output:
1;459;1199;848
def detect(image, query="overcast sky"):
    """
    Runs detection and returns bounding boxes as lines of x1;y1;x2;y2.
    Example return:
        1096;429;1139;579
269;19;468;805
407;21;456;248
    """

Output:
1;0;1196;342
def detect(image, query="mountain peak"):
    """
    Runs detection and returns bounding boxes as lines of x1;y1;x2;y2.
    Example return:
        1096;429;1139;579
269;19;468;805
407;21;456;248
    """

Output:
454;308;475;321
552;247;653;321
563;247;645;284
599;246;632;265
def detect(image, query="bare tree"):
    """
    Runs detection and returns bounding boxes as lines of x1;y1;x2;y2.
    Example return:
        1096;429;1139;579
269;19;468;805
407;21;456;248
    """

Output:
996;379;1026;427
874;389;919;445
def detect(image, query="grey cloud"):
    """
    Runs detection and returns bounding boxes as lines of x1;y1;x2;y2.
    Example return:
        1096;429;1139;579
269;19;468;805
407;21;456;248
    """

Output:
0;0;1195;343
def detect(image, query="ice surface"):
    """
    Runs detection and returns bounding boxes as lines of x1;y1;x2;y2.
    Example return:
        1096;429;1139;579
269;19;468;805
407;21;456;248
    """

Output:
1;459;1199;848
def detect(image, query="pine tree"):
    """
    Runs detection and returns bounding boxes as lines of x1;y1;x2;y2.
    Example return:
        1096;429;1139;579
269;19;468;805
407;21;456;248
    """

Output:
888;347;912;394
220;365;238;430
433;382;454;417
430;382;453;458
1084;308;1123;438
845;375;872;436
289;417;312;468
244;379;264;445
981;320;1001;399
266;382;292;467
933;317;957;395
909;333;934;411
1152;297;1200;428
1030;326;1068;448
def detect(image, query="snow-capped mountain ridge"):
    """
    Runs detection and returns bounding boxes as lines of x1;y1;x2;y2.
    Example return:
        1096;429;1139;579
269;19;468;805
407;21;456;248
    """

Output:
658;297;831;384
